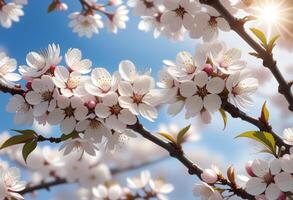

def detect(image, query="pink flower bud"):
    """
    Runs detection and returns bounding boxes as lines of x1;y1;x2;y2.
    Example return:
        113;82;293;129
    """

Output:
278;192;286;200
22;92;26;97
201;169;218;184
50;65;56;74
87;100;96;109
26;81;32;90
245;161;256;177
202;64;213;76
56;2;68;11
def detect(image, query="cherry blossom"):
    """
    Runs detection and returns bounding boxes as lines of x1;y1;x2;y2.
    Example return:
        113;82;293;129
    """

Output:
19;44;62;79
0;167;26;200
92;184;122;200
193;182;223;200
65;48;92;74
59;137;98;156
68;12;104;38
0;3;24;28
107;5;129;34
127;170;150;189
0;52;21;86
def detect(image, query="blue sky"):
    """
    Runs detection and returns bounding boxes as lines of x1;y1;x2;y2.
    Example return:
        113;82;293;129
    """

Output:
0;0;292;200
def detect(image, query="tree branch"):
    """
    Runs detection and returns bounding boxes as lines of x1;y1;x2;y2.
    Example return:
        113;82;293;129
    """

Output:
128;122;254;199
0;84;25;95
222;100;289;151
199;0;293;112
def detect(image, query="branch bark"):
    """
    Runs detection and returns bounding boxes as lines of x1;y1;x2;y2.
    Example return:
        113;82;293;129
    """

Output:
128;122;254;200
199;0;293;112
0;84;25;95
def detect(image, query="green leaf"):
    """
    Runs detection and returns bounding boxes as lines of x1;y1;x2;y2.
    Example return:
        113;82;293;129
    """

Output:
61;131;79;141
1;135;34;150
158;132;177;145
250;28;267;46
48;1;56;13
177;124;191;145
267;35;280;54
235;131;276;154
11;129;38;137
22;140;37;163
260;101;270;122
219;108;227;130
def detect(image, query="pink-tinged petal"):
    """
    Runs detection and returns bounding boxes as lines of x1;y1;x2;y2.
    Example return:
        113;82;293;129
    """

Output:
25;91;42;105
206;77;225;94
118;81;133;96
203;94;221;113
164;0;178;10
57;95;70;109
185;96;203;118
245;177;266;195
194;71;208;87
265;183;280;200
102;92;118;106
47;109;64;125
133;76;154;95
138;103;158;121
274;172;293;192
33;102;48;117
217;17;230;32
179;81;197;97
183;13;194;30
252;159;269;178
54;66;69;83
106;115;126;132
60;117;76;135
167;100;184;116
118;109;137;125
95;103;111;118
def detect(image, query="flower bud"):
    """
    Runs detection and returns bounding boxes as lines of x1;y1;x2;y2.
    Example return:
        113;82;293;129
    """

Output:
201;169;218;184
26;81;32;90
202;64;213;76
277;192;286;200
245;161;256;177
87;100;96;109
56;2;68;11
50;65;56;74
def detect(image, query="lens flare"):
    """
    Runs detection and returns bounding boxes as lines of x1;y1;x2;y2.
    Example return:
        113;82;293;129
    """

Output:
248;0;293;39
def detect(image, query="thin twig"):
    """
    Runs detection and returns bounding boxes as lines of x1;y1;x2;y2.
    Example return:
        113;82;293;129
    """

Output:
0;84;25;95
199;0;293;111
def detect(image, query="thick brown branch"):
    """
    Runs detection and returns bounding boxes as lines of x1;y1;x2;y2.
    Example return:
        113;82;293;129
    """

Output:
0;84;25;95
199;0;293;111
128;122;254;199
222;100;289;152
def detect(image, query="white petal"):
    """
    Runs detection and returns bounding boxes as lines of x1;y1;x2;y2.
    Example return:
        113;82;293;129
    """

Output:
179;81;197;97
245;177;266;195
61;117;76;134
138;103;158;121
207;77;225;94
203;94;222;113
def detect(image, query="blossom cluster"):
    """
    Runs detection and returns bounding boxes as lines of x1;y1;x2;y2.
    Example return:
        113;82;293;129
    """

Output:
0;135;173;200
0;0;26;28
2;42;258;155
68;0;129;38
130;0;236;41
157;42;258;123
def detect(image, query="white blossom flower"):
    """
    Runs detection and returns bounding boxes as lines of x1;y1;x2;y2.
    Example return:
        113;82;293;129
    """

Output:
245;159;286;200
138;14;164;39
76;116;111;143
128;0;160;16
25;75;58;117
193;182;223;200
127;170;150;189
118;75;159;122
52;66;86;97
226;71;258;110
95;92;137;132
149;178;174;200
65;48;92;74
6;94;34;125
59;137;98;156
283;127;293;145
161;0;198;32
79;164;111;188
19;44;62;79
92;184;122;200
0;167;26;200
119;60;140;83
85;68;120;97
0;52;21;86
105;130;137;151
68;12;104;38
210;45;247;74
184;71;225;119
47;96;88;134
190;12;230;42
107;5;129;34
0;3;24;28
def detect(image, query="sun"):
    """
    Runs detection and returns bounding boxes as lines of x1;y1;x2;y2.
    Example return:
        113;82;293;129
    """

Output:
249;0;293;38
